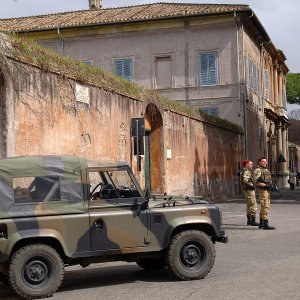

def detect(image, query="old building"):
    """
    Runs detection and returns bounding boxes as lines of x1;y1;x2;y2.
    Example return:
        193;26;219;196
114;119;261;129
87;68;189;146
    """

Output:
0;2;289;186
0;34;243;200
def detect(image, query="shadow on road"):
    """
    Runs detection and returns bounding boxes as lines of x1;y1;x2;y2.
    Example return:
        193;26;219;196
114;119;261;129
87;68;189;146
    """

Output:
222;224;259;230
0;264;176;299
61;264;175;292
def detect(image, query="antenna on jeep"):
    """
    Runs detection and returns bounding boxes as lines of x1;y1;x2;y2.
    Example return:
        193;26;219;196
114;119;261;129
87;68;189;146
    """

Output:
141;187;150;210
144;187;150;201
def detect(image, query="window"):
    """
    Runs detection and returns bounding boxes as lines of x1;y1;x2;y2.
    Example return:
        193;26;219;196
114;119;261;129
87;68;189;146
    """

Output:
199;51;218;86
79;59;93;65
264;69;270;100
249;59;253;90
282;81;287;107
13;176;61;204
257;69;260;95
247;58;260;95
114;58;133;82
244;55;248;86
89;169;141;200
253;64;257;93
202;107;219;117
155;56;172;88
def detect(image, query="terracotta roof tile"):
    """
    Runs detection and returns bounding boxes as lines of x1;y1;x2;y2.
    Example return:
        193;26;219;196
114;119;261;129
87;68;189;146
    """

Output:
0;3;250;32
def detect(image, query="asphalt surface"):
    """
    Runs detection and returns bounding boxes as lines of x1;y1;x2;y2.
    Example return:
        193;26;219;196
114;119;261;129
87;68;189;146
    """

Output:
1;187;300;300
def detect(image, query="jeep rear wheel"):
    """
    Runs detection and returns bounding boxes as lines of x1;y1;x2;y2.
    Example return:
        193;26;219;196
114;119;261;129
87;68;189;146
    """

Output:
8;244;64;299
167;230;215;280
136;257;166;270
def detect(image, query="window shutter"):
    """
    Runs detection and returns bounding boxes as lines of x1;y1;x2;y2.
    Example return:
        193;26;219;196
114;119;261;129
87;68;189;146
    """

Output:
202;107;219;117
199;51;218;86
200;53;209;85
256;68;260;95
114;58;132;82
264;70;269;100
208;52;217;85
244;55;248;86
249;59;253;90
253;64;257;93
123;59;132;82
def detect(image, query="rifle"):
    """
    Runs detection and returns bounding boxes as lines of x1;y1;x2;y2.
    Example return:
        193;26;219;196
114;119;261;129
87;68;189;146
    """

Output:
257;177;284;196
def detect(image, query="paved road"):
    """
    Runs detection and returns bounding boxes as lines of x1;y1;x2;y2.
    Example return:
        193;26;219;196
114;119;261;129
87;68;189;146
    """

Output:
1;189;300;300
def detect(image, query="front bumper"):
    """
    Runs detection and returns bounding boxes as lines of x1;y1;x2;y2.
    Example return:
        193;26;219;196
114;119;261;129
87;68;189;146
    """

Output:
214;229;228;243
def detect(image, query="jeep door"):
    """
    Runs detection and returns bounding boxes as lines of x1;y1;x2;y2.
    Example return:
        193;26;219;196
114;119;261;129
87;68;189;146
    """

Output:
87;167;149;253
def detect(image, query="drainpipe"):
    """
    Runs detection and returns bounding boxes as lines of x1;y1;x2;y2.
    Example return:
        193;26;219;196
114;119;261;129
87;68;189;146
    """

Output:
234;11;248;158
260;42;266;155
184;20;190;103
57;27;64;56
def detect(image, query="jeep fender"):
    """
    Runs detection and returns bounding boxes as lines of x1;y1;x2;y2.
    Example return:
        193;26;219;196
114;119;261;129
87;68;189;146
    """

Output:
162;215;217;249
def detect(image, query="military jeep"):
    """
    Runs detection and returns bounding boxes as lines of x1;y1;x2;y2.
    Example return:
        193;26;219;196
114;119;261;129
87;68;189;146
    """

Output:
0;155;227;299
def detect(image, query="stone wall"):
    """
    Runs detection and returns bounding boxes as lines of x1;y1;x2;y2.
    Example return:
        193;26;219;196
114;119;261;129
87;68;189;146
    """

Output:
0;57;243;200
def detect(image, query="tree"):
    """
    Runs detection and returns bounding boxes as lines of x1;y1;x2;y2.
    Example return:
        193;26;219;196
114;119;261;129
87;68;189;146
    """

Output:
288;119;300;145
286;73;300;104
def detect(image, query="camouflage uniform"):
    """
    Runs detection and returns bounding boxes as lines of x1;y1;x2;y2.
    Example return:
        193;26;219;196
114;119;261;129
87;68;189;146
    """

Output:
240;167;257;218
253;165;275;230
241;166;259;226
253;166;271;220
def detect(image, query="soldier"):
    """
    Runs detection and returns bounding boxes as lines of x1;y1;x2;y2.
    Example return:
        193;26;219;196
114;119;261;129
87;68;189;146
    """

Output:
253;157;276;230
241;160;259;226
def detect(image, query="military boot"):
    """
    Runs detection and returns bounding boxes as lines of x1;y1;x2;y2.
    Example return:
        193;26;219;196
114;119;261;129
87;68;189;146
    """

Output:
250;216;260;226
247;215;252;225
263;219;276;230
259;219;264;229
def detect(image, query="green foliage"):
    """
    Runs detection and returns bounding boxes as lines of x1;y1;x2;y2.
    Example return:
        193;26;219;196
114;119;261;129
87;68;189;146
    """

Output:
286;73;300;104
7;34;243;134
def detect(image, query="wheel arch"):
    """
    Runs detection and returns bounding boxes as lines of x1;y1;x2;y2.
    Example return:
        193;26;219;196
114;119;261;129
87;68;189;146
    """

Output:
10;237;66;263
163;223;216;249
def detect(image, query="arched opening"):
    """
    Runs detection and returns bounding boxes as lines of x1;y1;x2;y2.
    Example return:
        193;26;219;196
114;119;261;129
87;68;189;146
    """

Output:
144;103;164;193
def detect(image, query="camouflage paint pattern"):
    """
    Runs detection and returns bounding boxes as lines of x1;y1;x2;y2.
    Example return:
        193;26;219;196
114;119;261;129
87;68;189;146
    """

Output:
253;166;272;220
243;189;257;217
240;167;257;217
0;155;225;267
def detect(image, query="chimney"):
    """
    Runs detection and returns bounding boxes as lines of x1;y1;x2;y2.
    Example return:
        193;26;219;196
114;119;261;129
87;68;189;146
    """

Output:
89;0;102;9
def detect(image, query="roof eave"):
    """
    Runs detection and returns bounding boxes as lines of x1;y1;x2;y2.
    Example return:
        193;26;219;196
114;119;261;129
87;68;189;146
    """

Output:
7;9;252;34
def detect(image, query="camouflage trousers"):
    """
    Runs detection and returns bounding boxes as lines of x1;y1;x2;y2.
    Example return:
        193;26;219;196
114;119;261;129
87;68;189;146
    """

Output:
258;189;271;220
243;189;257;217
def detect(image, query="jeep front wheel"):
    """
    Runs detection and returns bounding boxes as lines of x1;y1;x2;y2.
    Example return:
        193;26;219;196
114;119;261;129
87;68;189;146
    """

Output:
8;244;64;299
166;230;215;280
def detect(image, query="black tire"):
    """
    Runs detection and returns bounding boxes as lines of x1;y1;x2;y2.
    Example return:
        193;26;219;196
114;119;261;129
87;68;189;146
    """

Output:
0;272;8;284
136;257;166;270
166;230;215;280
8;244;64;299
